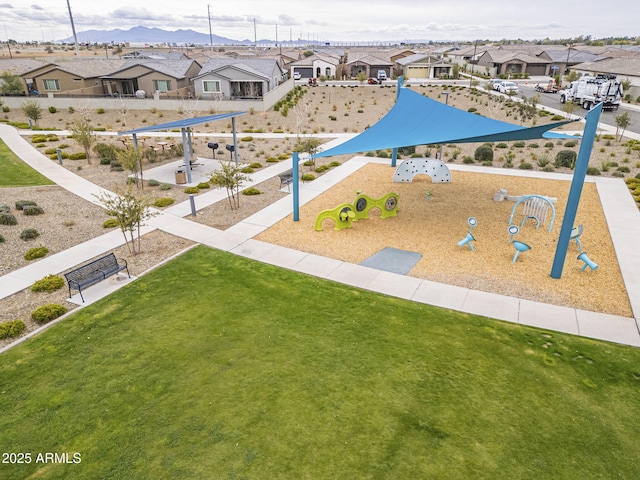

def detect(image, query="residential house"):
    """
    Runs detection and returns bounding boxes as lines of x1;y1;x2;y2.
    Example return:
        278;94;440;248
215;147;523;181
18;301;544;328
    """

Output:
344;53;393;79
475;50;551;77
20;59;127;95
192;57;286;99
543;49;602;76
289;52;341;79
100;59;202;97
0;59;49;94
396;53;453;79
120;50;190;60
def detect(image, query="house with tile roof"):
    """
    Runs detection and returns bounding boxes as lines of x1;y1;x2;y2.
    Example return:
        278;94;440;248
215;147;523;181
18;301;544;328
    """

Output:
0;59;50;94
99;59;202;97
192;57;286;99
396;53;453;79
289;52;341;80
344;53;393;80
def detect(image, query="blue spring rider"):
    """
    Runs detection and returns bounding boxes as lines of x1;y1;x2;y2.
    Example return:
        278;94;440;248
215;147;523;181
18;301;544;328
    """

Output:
457;217;477;251
508;225;531;263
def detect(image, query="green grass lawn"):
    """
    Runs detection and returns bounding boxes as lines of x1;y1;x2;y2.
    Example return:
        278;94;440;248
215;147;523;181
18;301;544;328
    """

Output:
0;139;54;187
1;246;639;479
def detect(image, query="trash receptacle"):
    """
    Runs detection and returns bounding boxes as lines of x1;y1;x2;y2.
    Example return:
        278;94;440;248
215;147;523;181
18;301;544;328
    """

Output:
175;170;186;184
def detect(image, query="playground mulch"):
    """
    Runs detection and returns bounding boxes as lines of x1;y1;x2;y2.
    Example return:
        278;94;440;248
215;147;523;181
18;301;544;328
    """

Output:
257;163;632;318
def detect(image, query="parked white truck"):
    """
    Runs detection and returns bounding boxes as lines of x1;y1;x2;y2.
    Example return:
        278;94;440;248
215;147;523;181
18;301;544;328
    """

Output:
559;74;623;111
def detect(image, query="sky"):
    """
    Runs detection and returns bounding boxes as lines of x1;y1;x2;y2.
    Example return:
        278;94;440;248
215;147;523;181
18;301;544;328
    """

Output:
0;1;638;44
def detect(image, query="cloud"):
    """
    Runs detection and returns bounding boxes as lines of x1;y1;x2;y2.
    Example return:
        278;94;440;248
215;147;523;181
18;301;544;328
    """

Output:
111;7;164;22
31;4;43;10
0;3;13;7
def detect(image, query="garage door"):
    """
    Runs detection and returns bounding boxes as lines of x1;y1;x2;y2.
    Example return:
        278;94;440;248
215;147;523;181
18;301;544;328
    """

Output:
526;65;547;76
296;67;314;79
407;66;429;79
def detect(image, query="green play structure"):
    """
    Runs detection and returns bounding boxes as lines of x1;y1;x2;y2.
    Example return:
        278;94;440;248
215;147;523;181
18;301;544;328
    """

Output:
314;192;399;231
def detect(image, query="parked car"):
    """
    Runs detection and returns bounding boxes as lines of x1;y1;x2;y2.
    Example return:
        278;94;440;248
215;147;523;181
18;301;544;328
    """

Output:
292;71;301;80
377;70;387;81
498;81;519;95
367;77;379;84
490;79;503;91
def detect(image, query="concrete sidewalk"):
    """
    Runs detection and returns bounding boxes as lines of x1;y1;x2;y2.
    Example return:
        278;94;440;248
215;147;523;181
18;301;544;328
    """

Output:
1;124;639;348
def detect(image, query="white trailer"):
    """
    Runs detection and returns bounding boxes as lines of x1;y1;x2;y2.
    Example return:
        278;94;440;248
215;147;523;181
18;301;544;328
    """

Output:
559;74;623;111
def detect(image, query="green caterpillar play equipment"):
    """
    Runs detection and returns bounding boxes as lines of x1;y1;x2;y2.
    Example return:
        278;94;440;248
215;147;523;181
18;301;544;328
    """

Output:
314;192;399;231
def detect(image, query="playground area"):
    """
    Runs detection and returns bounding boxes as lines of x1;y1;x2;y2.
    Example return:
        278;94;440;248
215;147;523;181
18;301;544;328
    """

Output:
257;161;632;318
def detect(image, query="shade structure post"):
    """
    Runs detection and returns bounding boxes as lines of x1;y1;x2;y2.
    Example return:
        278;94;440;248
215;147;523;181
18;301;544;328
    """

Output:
231;117;239;165
550;103;602;279
181;128;193;183
292;152;300;221
391;148;398;167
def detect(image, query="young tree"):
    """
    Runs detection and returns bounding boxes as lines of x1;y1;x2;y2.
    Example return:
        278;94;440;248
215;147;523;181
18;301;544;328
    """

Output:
69;118;96;164
116;146;144;188
295;137;323;170
209;161;250;210
21;100;42;127
94;185;156;254
614;111;631;142
0;72;25;94
562;100;577;119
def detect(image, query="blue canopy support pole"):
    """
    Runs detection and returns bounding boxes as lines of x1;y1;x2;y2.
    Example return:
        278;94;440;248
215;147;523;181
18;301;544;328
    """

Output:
232;117;239;165
396;76;403;100
550;103;602;279
181;127;193;184
391;148;398;167
292;152;300;221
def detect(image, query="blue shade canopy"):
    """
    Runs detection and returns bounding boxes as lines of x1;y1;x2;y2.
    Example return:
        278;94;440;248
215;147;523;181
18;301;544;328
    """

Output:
118;112;246;135
313;87;576;158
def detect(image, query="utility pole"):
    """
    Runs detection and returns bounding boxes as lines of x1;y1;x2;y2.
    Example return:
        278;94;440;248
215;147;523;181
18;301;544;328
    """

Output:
469;39;478;88
207;4;213;51
253;19;257;48
66;0;80;56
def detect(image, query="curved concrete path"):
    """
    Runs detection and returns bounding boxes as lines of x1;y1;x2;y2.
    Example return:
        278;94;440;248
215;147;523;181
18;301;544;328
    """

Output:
1;124;639;349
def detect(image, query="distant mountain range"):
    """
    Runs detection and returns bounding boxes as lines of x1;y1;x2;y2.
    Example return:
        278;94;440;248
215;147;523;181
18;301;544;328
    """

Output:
59;26;255;46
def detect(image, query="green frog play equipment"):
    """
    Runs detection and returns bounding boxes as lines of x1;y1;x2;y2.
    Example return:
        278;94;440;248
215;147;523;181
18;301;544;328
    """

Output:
314;192;399;231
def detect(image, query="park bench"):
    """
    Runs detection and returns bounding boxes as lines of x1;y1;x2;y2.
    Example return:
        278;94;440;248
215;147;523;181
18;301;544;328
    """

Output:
64;253;130;303
279;169;294;190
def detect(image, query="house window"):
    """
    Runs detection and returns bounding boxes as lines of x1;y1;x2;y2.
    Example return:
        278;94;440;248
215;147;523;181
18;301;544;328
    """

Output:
153;80;171;92
202;80;221;93
42;79;60;91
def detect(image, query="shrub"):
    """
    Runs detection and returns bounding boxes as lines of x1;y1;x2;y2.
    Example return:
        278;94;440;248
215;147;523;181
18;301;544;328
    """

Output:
564;141;577;148
544;142;555;148
96;108;105;114
467;107;477;113
49;151;69;160
612;171;626;178
15;200;37;210
518;162;533;170
554;150;577;169
103;218;119;228
551;115;564;121
31;274;65;292
0;320;26;339
240;136;254;142
196;182;211;189
513;141;526;148
147;179;161;187
462;156;475;164
20;228;40;240
31;304;68;324
159;183;172;190
266;157;279;163
474;144;493;162
99;157;113;165
586;167;601;176
300;173;316;182
23;205;44;216
0;212;18;225
542;165;555;172
110;162;123;172
617;166;631;173
68;152;87;160
242;187;261;195
31;135;48;144
329;161;341;167
153;197;175;207
0;204;9;213
48;106;57;114
496;143;508;149
44;147;57;155
184;187;199;194
24;246;48;260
